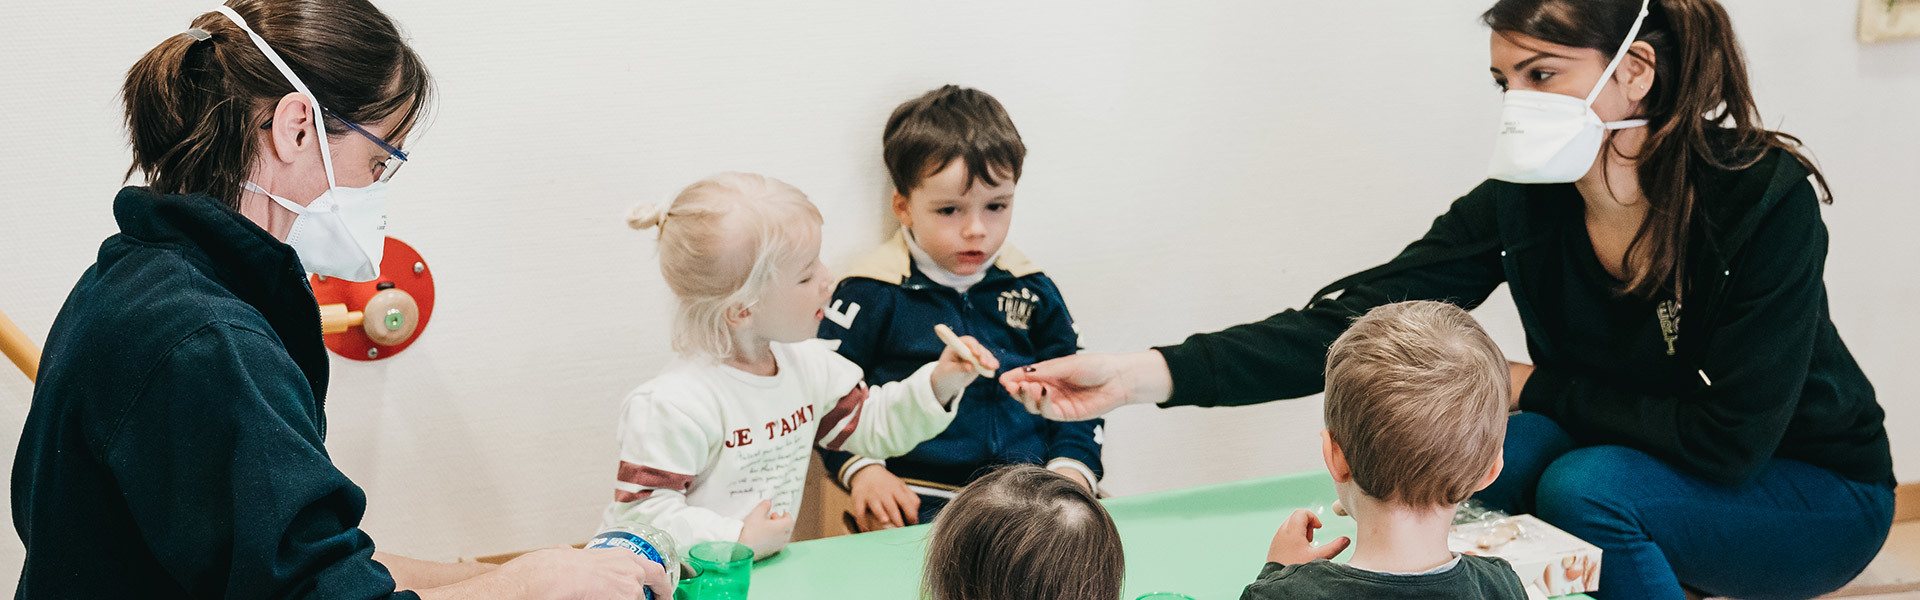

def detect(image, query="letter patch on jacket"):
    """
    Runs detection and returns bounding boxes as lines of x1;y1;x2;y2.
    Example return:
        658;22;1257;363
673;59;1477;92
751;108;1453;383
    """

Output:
825;299;860;330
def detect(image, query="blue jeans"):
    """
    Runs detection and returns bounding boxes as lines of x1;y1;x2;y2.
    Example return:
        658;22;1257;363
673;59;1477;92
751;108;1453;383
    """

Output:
1476;412;1894;600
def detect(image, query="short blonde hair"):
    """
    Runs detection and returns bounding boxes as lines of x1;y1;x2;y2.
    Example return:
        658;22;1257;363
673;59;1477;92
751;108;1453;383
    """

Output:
1323;300;1509;509
628;172;823;361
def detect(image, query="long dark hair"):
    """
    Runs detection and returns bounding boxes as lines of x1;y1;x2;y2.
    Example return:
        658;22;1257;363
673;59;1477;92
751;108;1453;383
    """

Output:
923;465;1125;600
123;0;432;209
1484;0;1832;299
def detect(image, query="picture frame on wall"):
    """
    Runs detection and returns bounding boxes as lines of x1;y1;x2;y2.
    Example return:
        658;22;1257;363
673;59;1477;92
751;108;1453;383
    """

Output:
1860;0;1920;42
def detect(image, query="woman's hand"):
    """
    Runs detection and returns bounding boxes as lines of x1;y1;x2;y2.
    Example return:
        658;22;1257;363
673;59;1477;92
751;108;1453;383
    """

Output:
847;464;919;531
422;545;672;600
997;351;1174;421
1508;361;1534;411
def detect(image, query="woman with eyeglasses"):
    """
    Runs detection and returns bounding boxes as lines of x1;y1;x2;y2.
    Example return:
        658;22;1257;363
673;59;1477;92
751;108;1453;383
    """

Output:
11;1;669;598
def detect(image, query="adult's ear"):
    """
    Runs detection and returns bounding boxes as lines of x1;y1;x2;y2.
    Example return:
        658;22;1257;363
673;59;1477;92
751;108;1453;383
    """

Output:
1617;40;1658;104
266;92;319;165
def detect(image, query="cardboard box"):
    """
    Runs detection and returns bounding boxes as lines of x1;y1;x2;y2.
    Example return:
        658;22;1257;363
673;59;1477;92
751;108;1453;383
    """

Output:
1448;514;1600;597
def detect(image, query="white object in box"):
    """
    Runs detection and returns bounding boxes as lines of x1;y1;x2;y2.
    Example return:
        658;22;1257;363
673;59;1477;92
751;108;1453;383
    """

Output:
1448;514;1601;597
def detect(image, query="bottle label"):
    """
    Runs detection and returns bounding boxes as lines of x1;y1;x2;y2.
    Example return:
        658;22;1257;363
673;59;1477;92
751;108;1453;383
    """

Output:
587;530;668;599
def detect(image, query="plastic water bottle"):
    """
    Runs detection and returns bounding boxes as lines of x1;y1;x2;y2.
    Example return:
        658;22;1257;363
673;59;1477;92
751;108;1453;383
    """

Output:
587;523;680;600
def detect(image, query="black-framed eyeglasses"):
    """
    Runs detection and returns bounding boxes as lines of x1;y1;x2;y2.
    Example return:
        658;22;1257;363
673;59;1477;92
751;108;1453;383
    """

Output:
261;106;409;182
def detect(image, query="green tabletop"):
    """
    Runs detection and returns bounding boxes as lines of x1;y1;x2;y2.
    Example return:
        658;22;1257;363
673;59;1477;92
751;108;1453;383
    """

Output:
752;471;1591;599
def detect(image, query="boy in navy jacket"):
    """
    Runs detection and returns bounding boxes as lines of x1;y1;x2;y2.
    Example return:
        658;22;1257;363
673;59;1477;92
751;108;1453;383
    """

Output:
819;85;1103;529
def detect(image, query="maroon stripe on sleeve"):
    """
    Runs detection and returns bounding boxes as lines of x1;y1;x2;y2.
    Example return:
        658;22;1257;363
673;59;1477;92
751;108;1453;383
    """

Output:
815;382;869;443
823;402;867;451
617;461;694;492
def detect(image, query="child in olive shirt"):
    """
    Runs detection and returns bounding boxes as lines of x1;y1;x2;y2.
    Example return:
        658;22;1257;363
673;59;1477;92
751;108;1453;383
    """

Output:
1245;301;1527;599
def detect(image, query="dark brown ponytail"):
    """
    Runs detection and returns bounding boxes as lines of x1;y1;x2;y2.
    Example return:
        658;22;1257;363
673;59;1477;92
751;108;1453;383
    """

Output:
1484;0;1832;300
122;0;432;209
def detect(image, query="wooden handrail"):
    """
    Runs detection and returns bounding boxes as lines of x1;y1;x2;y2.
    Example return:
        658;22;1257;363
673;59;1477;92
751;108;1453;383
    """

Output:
1;308;40;383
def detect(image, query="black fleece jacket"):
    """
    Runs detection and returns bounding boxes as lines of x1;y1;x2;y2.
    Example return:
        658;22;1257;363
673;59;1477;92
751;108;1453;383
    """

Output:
13;187;412;598
1156;148;1891;488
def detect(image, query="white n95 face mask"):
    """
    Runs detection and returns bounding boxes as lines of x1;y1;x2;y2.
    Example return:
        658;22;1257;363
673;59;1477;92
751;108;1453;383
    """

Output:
216;5;389;281
1487;0;1652;184
244;181;388;282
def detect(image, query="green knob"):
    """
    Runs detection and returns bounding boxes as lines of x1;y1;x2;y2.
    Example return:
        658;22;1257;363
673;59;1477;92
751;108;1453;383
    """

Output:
384;309;405;331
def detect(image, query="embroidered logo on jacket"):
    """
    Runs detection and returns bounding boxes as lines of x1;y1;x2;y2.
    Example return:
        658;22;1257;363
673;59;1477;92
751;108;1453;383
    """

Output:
1656;299;1681;356
998;288;1040;330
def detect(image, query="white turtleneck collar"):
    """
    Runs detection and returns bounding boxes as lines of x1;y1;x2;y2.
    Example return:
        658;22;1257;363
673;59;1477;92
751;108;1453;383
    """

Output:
903;227;1000;293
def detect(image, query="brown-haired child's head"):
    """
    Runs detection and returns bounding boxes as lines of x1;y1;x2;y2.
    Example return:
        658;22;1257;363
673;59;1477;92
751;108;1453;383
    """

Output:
1322;300;1509;511
923;465;1124;600
883;85;1025;198
883;85;1025;278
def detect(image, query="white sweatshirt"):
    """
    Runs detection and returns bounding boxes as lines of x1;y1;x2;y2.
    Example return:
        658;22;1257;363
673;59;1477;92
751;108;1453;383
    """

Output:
600;339;959;547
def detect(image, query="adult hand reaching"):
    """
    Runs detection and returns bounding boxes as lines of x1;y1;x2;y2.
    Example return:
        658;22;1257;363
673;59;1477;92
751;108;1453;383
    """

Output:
997;350;1175;421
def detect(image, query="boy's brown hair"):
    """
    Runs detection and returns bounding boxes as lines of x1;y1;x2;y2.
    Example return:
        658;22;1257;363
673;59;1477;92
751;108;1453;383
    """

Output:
1324;300;1509;508
882;85;1025;196
923;465;1124;600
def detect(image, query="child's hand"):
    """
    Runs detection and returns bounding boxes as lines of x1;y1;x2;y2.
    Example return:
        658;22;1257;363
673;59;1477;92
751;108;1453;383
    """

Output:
736;499;794;559
931;335;998;403
1050;466;1093;492
1266;509;1351;566
848;465;919;531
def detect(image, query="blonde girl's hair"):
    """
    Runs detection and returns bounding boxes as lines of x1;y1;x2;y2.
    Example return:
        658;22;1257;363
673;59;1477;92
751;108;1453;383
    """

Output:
628;172;823;361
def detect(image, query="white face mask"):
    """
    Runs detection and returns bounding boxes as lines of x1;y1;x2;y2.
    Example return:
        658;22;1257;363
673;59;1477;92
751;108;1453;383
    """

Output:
215;5;390;281
1487;0;1652;184
243;181;387;281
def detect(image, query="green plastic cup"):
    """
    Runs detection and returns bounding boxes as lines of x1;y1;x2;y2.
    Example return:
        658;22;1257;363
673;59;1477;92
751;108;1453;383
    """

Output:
674;540;754;600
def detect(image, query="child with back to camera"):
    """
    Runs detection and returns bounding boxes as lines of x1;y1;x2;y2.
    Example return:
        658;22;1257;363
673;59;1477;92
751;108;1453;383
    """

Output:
1246;301;1526;599
923;464;1125;600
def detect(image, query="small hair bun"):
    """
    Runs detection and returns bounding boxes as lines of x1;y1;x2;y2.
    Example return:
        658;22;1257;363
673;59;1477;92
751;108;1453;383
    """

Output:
627;202;670;230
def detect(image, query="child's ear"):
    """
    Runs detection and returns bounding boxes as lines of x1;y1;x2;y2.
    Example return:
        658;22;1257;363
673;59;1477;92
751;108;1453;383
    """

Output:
891;191;913;229
1321;430;1352;484
725;303;754;329
1472;452;1505;492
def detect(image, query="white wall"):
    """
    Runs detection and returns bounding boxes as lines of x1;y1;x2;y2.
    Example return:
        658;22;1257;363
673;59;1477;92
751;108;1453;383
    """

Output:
1;0;1915;585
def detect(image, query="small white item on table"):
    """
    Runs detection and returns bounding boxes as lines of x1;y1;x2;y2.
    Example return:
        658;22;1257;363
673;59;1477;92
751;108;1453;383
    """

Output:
1448;514;1601;597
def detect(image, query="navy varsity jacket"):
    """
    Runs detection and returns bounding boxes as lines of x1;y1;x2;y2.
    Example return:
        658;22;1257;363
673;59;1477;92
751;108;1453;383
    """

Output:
817;231;1104;501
